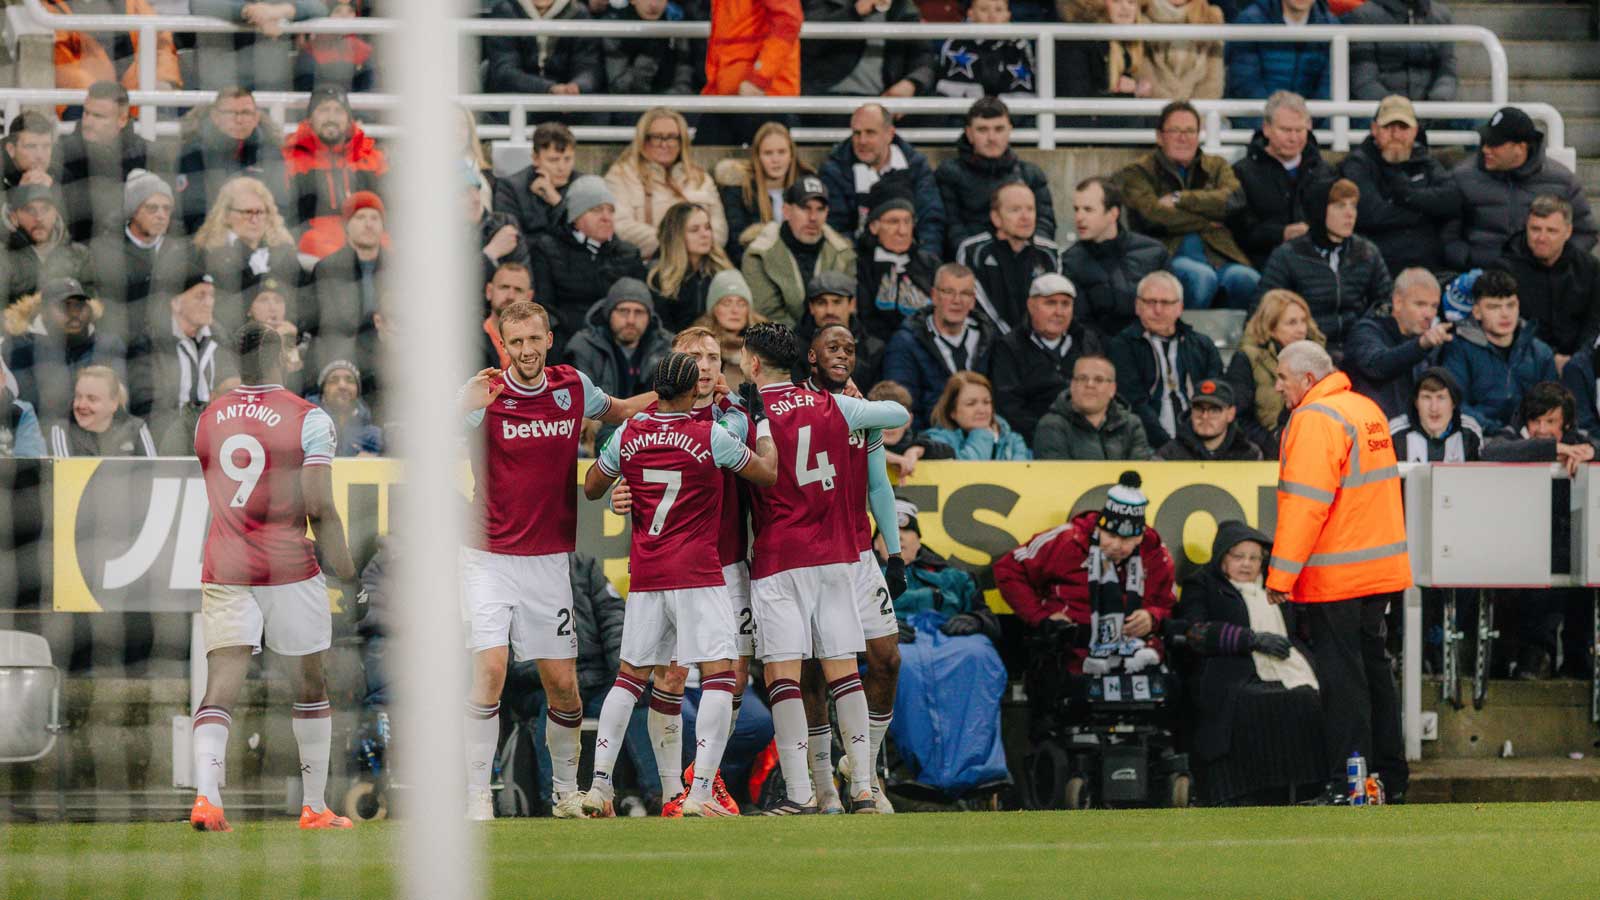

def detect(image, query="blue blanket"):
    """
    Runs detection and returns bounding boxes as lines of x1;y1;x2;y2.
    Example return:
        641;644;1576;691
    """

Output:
888;612;1010;795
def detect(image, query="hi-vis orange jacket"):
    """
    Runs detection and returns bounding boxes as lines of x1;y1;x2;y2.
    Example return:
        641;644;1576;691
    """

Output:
703;0;801;97
1266;371;1412;603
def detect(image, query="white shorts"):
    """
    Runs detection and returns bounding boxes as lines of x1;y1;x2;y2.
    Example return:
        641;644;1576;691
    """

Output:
751;563;864;663
725;561;755;658
850;549;899;641
620;583;738;668
201;573;331;657
460;548;578;661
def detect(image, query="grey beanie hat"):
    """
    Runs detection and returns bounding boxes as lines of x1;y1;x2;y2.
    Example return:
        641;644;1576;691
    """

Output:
706;269;753;312
565;175;616;225
124;168;173;221
605;276;654;313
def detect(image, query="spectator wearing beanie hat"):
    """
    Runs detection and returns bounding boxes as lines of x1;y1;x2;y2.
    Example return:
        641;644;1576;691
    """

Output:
565;275;672;449
282;81;388;260
693;268;768;391
856;177;941;343
531;174;647;356
90;168;187;344
307;189;387;383
310;357;384;457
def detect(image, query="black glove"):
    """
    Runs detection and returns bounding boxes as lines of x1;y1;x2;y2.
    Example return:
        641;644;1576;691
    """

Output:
884;556;907;600
737;382;766;425
941;612;983;637
1250;631;1292;660
897;618;917;644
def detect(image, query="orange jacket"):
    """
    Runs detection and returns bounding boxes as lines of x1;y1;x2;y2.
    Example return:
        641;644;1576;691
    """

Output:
1266;370;1412;603
703;0;801;97
48;0;182;93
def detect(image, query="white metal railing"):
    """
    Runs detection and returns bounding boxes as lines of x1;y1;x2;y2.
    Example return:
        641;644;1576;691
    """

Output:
16;0;1512;152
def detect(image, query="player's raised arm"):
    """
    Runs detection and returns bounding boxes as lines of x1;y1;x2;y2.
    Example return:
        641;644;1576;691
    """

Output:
459;367;504;428
836;393;912;433
725;383;778;486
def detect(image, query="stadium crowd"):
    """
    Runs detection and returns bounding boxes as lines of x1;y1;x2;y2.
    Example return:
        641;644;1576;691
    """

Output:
3;0;1599;812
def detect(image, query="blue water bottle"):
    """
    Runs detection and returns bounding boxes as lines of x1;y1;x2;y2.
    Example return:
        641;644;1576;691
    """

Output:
1346;752;1368;806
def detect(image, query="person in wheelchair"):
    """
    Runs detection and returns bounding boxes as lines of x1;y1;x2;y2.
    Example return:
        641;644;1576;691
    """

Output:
1169;520;1326;805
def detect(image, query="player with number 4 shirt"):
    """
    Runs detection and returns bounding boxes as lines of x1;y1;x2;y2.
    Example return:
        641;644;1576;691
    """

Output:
457;300;654;821
580;352;779;817
190;322;360;833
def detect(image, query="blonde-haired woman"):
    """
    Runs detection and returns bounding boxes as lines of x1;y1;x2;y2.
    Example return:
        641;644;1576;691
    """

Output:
605;108;728;260
1228;288;1326;441
48;365;156;457
714;121;809;265
1140;0;1224;100
649;201;733;333
193;176;301;333
694;269;768;391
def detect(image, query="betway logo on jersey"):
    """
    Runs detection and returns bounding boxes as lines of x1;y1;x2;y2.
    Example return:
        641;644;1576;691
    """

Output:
501;418;576;440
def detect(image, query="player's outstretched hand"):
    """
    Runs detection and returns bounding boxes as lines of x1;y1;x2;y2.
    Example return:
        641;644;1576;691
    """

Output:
737;382;766;425
609;479;633;514
462;368;504;412
884;555;907;599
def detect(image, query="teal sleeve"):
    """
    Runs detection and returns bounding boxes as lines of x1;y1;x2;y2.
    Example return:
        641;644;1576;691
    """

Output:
711;422;754;470
596;426;623;477
837;394;912;432
867;444;900;555
716;403;750;443
578;370;614;420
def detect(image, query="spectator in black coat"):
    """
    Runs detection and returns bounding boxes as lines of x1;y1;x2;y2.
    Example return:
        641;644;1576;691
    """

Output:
530;175;649;354
1154;378;1265;461
90;169;187;345
953;182;1059;335
934;97;1057;257
127;270;239;453
602;0;696;114
190;176;301;335
1059;176;1169;338
1344;267;1452;420
492;122;582;244
1494;195;1600;365
175;87;287;235
1259;177;1394;356
53;82;151;244
854;182;939;343
1388;366;1481;462
45;365;156;458
4;278;127;423
990;272;1101;445
801;0;936;100
881;263;997;428
467;167;529;290
1106;270;1223;448
1345;0;1458;104
306;191;387;379
1337;95;1460;275
715;122;809;266
2;111;55;195
1562;344;1600;435
647;201;734;334
1230;91;1332;269
483;0;605;111
794;271;885;390
817;103;946;251
1056;0;1149;126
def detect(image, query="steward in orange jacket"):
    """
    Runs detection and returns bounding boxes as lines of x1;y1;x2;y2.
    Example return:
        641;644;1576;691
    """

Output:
47;0;182;93
1266;369;1410;603
1266;340;1410;801
703;0;801;97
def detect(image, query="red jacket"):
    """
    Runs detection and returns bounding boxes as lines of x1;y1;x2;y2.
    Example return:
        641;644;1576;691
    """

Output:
282;120;388;259
993;510;1177;670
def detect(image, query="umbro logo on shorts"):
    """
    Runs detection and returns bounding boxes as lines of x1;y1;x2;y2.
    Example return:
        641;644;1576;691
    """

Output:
501;418;575;440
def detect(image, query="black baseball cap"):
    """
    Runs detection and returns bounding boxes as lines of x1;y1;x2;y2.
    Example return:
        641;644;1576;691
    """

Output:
784;175;828;207
1480;107;1539;148
43;277;90;306
1190;378;1234;409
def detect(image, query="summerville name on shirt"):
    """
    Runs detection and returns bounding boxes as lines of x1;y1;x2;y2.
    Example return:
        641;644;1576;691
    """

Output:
618;427;711;464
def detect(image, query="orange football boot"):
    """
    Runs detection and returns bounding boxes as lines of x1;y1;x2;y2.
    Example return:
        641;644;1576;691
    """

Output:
190;796;232;833
299;806;355;829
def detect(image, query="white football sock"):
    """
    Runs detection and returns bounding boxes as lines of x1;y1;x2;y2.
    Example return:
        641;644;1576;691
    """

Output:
545;705;584;798
192;706;230;807
767;679;813;804
592;674;645;790
648;687;684;798
809;724;835;801
830;673;872;797
868;710;893;781
464;701;500;793
291;702;332;813
688;672;737;803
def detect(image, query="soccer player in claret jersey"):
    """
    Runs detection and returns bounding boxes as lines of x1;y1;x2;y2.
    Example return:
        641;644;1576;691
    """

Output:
581;352;778;817
458;300;653;820
189;322;359;833
611;327;754;817
738;322;911;814
800;324;908;814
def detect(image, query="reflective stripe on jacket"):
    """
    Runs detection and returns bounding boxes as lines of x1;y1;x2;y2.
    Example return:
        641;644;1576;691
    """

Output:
1266;370;1411;602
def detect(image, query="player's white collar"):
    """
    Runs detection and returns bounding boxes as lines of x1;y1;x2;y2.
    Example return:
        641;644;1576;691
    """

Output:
234;383;284;393
503;368;547;396
758;382;796;394
646;411;691;421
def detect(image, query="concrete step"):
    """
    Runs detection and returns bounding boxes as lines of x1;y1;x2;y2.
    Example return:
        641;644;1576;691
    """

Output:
1409;757;1600;803
1458;40;1600;80
1452;3;1594;41
1459;79;1600;117
1423;678;1599;760
1563;117;1600;157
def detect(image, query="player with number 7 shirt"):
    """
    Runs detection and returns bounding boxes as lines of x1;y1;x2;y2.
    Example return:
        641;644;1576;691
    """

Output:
190;322;361;833
737;323;912;815
457;300;656;821
580;352;779;817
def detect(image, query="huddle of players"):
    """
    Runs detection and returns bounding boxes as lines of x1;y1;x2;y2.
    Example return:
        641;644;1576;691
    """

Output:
460;298;911;818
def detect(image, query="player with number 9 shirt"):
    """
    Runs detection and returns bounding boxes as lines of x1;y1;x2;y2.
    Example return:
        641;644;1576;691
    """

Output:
457;300;652;820
737;323;911;814
190;321;359;833
580;352;779;817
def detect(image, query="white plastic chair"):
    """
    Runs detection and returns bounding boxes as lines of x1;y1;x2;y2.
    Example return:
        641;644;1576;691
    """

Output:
0;629;62;763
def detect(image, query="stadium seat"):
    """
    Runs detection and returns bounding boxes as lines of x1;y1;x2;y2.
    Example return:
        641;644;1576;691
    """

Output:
0;629;61;764
1180;309;1248;363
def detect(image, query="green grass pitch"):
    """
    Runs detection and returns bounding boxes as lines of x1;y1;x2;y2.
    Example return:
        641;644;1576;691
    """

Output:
7;803;1600;898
